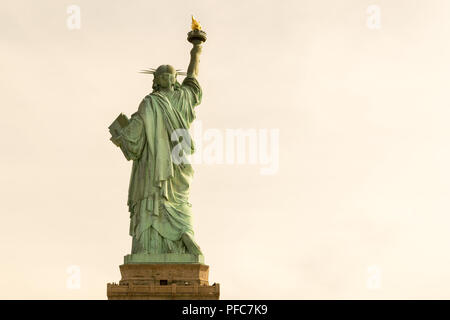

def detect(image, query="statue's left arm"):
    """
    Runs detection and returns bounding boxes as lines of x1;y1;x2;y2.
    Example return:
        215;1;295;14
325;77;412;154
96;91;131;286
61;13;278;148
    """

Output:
110;112;145;161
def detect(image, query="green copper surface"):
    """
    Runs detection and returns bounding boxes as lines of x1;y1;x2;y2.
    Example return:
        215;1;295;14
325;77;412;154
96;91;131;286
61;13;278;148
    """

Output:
110;34;205;263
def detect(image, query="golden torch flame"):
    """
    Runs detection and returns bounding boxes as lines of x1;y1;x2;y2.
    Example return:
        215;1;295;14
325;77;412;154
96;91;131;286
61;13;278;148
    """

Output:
191;15;202;30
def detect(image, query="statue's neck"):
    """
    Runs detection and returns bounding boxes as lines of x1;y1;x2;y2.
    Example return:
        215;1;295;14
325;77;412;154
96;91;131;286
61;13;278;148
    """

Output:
159;87;174;93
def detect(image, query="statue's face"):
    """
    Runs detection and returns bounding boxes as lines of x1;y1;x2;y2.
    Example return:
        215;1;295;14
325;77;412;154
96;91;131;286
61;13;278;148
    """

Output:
156;72;176;88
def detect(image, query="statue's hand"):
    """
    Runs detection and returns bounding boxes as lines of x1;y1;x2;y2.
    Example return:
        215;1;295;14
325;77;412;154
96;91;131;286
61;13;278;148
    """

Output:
110;134;122;147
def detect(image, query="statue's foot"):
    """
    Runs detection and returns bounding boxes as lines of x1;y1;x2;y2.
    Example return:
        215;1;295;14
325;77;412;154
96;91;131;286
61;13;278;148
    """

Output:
181;233;203;255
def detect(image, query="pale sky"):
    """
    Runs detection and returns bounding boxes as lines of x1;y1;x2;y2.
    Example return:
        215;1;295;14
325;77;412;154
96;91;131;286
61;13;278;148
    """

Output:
1;0;450;299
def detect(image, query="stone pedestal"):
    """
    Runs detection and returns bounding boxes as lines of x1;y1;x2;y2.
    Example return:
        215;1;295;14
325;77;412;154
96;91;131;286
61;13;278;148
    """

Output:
107;254;220;300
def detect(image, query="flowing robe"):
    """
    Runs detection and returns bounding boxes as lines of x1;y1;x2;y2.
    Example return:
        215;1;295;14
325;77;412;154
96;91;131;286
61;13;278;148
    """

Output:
114;76;202;254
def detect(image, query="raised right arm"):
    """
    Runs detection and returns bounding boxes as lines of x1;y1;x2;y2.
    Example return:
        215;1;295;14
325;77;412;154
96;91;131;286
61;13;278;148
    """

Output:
186;40;202;78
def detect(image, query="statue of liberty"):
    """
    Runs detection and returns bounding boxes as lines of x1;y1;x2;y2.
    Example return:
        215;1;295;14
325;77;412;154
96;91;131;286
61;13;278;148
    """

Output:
109;18;207;260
